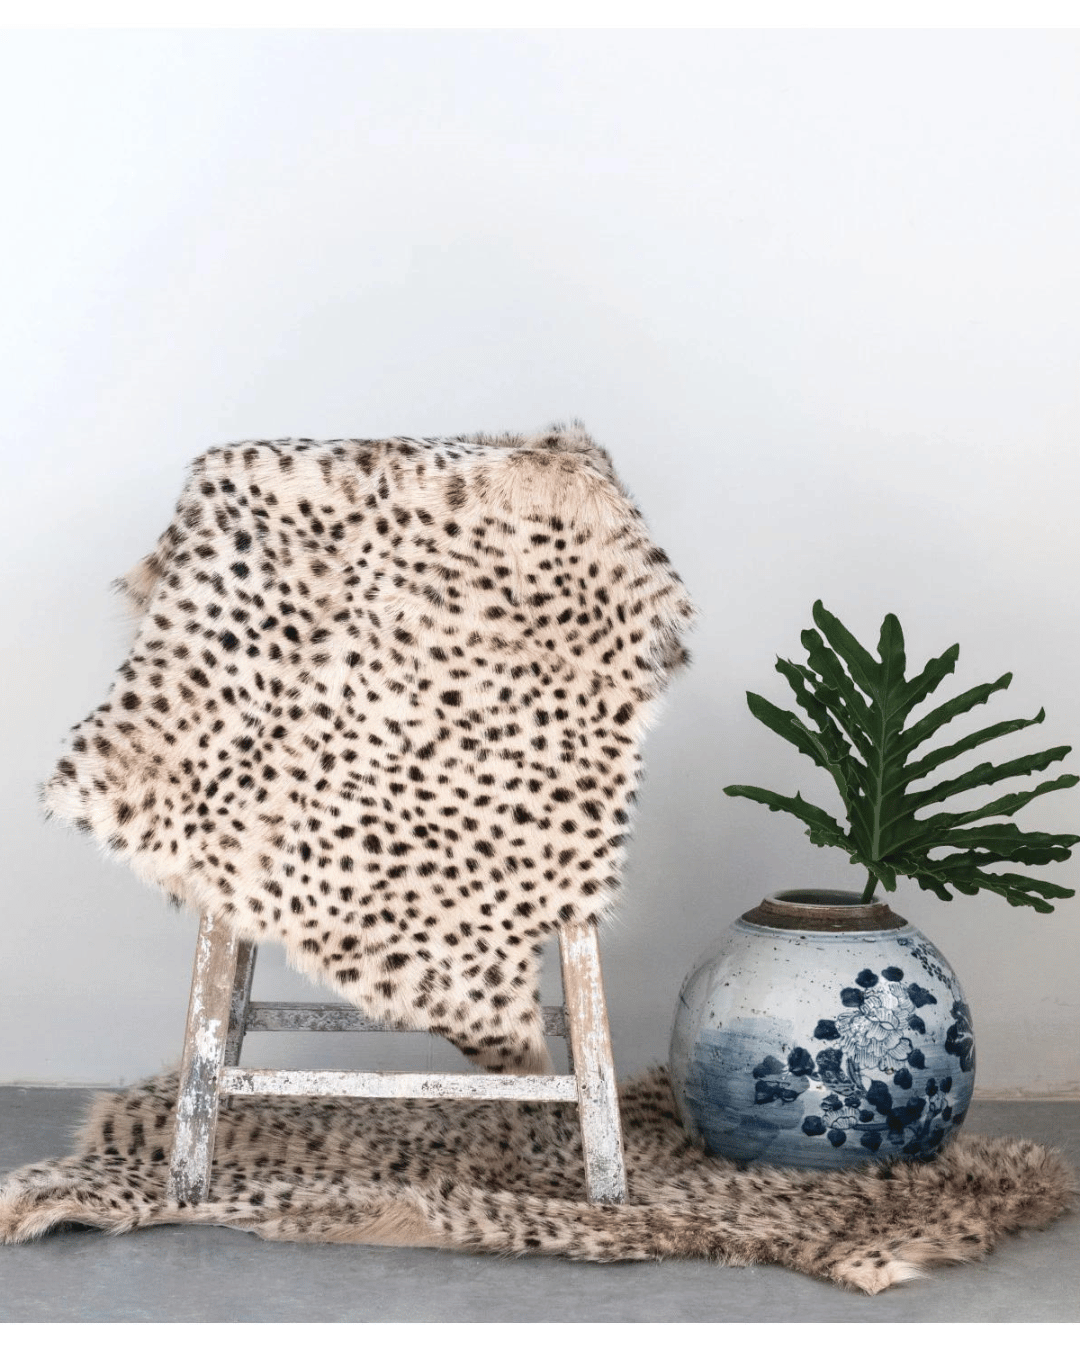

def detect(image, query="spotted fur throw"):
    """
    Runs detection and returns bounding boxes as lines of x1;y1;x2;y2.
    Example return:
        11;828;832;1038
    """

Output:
42;426;694;1071
0;1068;1073;1294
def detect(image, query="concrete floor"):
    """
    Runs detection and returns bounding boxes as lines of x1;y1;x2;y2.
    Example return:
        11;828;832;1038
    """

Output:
0;1087;1077;1323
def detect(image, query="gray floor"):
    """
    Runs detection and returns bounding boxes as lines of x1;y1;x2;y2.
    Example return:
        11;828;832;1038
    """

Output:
0;1087;1077;1323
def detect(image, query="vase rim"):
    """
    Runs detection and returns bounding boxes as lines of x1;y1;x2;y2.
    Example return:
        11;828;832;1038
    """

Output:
742;889;908;933
768;889;875;907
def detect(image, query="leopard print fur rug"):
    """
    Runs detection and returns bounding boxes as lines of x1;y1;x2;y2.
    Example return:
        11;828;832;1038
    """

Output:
0;1068;1072;1294
42;426;694;1072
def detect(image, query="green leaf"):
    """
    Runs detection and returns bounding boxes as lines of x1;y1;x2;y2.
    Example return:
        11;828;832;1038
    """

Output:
744;693;837;775
723;785;852;852
774;660;847;756
976;872;1075;904
906;746;1073;813
859;855;900;893
723;601;1078;911
897;855;1070;912
903;709;1048;784
936;864;1069;911
773;659;862;799
902;862;958;903
895;644;960;720
800;629;876;744
903;773;1080;840
901;672;1013;753
875;612;907;710
811;600;883;700
785;663;875;798
931;828;1078;865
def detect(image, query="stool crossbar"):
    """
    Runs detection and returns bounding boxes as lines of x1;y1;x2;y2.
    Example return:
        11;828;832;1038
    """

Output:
167;912;628;1206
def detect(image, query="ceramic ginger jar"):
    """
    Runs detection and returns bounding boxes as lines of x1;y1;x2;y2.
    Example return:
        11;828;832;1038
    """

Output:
669;890;976;1170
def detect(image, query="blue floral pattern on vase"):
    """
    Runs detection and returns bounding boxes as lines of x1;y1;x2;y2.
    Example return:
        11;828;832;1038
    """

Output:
945;999;976;1073
749;964;974;1158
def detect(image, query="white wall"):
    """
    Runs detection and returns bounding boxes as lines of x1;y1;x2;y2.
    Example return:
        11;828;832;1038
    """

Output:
1;30;1077;1094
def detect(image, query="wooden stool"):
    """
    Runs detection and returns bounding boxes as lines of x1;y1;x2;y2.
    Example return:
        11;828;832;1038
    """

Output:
167;912;628;1206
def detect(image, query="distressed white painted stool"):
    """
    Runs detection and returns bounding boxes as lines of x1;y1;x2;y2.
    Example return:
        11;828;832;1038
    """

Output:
167;912;627;1207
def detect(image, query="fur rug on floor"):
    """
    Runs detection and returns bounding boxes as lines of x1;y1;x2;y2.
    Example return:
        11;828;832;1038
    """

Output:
41;427;694;1072
0;1069;1072;1295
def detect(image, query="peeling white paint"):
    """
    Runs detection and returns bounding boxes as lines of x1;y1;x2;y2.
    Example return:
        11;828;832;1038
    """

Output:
560;923;628;1203
219;1068;579;1101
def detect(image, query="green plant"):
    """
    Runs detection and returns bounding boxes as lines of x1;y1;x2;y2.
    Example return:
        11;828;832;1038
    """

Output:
723;601;1079;911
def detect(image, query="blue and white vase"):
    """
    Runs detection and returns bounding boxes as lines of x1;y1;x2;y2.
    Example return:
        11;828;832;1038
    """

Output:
669;890;976;1170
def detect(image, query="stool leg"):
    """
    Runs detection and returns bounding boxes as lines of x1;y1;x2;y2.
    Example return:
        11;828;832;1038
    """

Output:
167;911;243;1205
224;940;257;1068
219;939;256;1113
559;921;628;1204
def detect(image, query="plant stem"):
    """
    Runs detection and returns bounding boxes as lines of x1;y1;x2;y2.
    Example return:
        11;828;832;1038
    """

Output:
861;873;878;903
